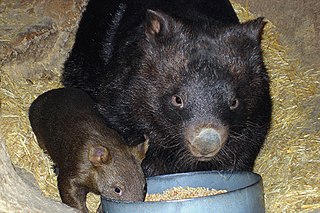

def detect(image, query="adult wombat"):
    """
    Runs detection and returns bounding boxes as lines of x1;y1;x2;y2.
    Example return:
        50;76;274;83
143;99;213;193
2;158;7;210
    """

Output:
29;88;147;213
62;0;272;177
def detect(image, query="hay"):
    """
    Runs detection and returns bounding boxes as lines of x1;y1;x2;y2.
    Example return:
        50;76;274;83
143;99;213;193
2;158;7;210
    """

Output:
0;1;319;212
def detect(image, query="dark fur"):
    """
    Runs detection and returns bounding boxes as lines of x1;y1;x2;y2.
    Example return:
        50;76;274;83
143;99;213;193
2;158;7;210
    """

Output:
62;0;272;177
29;88;147;212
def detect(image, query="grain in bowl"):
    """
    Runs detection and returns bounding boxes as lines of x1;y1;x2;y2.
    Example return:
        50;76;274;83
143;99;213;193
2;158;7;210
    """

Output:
145;186;227;202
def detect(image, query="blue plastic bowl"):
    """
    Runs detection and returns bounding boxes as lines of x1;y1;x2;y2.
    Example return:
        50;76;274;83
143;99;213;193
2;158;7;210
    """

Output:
101;171;265;213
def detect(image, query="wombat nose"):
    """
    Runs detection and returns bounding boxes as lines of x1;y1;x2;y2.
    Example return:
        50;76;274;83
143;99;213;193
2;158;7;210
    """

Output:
190;128;222;155
198;128;220;144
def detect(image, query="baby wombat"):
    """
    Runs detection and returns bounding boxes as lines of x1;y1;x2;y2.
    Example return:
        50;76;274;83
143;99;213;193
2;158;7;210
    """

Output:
62;0;272;177
29;88;147;213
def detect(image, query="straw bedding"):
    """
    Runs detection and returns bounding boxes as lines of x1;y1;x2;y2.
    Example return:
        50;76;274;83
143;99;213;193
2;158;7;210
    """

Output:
0;1;319;212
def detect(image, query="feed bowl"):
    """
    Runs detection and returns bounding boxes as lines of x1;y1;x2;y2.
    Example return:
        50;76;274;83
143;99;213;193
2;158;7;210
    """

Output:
101;171;265;213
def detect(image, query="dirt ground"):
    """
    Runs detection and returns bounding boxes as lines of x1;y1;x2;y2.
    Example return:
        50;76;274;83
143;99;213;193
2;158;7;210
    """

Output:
234;0;320;71
0;0;88;79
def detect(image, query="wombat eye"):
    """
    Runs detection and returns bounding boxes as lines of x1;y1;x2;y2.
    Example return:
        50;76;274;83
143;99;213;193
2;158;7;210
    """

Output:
114;187;122;195
229;98;239;110
171;95;183;108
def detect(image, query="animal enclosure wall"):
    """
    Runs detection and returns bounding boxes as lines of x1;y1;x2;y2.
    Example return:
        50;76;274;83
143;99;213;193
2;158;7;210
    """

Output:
0;0;319;212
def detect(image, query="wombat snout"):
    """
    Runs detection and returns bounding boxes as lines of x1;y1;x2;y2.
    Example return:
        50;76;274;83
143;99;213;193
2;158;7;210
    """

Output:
185;125;228;161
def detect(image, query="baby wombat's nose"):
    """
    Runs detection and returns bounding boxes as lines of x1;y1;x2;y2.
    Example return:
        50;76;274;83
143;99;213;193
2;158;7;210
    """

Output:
192;128;221;153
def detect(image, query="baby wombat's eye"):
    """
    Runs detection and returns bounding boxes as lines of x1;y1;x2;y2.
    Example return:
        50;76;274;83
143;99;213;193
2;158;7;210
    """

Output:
114;187;123;196
171;95;183;108
229;98;239;110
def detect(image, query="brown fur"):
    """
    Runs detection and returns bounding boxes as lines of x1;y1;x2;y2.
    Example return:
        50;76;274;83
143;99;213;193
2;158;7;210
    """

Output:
29;88;147;213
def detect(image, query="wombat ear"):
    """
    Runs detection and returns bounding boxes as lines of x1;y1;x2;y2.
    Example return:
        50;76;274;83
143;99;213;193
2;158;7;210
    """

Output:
242;17;266;42
89;145;112;166
145;9;172;38
130;134;149;164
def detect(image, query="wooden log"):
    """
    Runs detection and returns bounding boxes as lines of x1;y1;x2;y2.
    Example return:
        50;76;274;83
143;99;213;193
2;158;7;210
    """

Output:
0;137;78;212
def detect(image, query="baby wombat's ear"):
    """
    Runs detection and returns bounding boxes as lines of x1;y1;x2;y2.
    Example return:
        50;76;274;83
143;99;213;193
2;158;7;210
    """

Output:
145;9;176;38
130;135;149;164
89;145;112;166
241;17;266;43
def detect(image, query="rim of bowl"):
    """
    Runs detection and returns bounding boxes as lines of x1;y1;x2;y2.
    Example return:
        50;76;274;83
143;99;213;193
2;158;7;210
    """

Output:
102;170;262;204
